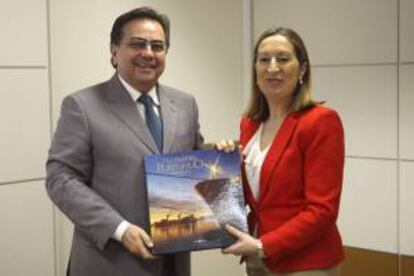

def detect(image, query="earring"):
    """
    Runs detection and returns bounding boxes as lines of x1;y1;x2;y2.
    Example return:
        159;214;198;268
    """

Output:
299;76;303;85
111;57;117;68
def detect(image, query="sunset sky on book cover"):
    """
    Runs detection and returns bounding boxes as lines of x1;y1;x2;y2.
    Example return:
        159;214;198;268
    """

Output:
144;149;248;254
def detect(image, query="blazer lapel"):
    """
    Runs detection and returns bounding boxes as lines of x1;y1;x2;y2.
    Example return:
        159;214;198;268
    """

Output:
259;114;299;203
240;118;261;209
240;119;260;147
158;84;178;153
104;75;159;154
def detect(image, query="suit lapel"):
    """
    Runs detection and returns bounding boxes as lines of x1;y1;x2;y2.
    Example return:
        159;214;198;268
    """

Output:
158;84;178;153
104;75;159;153
259;114;299;202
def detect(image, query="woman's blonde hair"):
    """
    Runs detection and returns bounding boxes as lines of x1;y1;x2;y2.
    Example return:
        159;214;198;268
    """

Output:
245;27;317;121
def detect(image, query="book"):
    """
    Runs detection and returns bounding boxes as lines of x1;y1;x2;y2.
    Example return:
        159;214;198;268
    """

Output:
144;149;248;254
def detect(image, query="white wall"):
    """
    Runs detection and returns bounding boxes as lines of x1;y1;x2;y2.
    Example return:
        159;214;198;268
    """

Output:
0;0;54;275
252;0;414;263
2;0;414;275
400;0;414;259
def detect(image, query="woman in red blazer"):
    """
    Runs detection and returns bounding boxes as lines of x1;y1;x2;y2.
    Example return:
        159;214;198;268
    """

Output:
220;27;345;275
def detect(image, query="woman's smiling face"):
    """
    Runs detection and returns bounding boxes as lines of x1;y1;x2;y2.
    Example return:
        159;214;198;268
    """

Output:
255;34;304;103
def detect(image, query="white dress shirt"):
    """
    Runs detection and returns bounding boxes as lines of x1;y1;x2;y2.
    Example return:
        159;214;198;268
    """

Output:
118;74;160;118
243;123;270;201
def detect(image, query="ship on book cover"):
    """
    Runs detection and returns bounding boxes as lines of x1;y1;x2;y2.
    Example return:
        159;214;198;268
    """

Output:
144;149;248;254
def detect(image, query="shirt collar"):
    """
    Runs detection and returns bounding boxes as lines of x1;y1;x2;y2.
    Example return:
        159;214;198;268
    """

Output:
118;74;160;106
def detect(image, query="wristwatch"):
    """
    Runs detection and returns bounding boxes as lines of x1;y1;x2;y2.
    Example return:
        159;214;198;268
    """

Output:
256;240;266;258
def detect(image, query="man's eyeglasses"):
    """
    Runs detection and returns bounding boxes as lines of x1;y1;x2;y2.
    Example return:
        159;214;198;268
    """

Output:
124;38;166;53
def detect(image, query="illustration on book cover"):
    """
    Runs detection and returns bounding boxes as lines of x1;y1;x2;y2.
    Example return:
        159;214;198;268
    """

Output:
144;149;248;254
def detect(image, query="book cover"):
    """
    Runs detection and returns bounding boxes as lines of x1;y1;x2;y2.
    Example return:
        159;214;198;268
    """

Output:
144;149;248;254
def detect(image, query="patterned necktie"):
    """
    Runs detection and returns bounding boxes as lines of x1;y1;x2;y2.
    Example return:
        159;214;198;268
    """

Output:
138;94;162;151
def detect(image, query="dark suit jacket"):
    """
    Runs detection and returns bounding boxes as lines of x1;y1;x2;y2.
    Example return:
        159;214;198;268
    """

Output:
240;105;345;272
46;75;203;276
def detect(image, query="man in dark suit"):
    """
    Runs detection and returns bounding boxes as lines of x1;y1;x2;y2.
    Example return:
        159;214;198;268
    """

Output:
46;7;203;276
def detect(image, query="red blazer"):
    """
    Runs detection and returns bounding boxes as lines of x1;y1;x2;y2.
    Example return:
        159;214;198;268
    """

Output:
240;105;345;272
